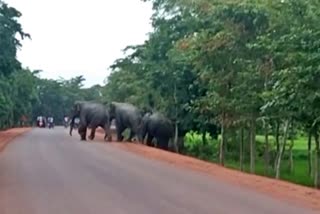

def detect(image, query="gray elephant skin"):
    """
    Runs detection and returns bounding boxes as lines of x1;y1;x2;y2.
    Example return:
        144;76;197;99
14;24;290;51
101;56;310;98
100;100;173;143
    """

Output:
69;101;112;141
141;112;174;150
108;102;143;142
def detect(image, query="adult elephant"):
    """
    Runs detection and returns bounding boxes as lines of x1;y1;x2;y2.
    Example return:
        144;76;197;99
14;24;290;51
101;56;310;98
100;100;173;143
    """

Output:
140;112;174;151
69;101;112;141
108;102;143;142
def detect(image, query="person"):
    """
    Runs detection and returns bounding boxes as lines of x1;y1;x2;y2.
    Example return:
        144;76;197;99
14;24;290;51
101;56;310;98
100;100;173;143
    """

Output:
74;117;80;128
36;116;40;127
48;116;54;128
37;116;45;128
64;116;69;128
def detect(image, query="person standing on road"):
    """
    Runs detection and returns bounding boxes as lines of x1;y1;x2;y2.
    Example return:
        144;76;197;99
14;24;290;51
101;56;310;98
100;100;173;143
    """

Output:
48;116;54;128
64;116;69;128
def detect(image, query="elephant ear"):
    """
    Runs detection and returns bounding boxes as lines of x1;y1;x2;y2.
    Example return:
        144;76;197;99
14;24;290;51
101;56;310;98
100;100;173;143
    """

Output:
74;100;84;111
108;102;117;119
109;102;116;112
75;102;81;112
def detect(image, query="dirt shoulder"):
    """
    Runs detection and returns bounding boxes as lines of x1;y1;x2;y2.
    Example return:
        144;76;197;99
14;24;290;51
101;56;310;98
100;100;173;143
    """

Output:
0;127;31;153
111;142;320;211
93;128;320;211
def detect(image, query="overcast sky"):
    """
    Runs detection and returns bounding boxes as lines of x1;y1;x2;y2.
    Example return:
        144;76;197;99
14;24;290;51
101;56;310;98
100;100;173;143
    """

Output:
6;0;153;87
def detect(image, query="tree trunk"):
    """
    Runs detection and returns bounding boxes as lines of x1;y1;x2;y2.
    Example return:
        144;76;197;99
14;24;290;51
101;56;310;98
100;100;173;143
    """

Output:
314;131;320;188
202;131;207;145
250;119;256;174
173;83;179;153
308;131;313;177
264;120;270;175
288;138;294;173
219;114;226;166
274;120;281;170
275;119;290;179
232;128;237;153
240;127;244;171
173;121;179;153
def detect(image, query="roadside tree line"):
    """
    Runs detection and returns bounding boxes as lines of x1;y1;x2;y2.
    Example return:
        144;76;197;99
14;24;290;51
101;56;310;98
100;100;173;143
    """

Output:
102;0;320;188
0;1;101;127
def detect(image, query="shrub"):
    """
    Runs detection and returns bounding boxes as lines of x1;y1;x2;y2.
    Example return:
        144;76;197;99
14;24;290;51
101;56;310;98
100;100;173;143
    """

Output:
183;131;219;161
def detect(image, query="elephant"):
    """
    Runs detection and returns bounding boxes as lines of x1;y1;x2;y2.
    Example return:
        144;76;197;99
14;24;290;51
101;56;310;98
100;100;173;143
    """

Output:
69;101;112;141
140;112;174;151
108;102;143;142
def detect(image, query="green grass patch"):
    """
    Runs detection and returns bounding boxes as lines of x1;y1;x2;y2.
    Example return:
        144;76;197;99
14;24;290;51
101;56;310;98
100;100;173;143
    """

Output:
224;159;313;187
183;131;315;188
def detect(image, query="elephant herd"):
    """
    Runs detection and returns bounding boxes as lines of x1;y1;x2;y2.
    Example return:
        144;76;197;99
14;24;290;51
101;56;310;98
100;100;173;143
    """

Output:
68;101;175;151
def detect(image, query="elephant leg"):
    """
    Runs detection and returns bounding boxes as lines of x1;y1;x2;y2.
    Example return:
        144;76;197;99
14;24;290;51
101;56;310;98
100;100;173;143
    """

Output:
131;124;143;143
116;123;125;142
78;124;87;141
157;137;169;150
146;134;154;147
88;126;96;140
103;123;112;142
114;117;125;142
139;125;147;144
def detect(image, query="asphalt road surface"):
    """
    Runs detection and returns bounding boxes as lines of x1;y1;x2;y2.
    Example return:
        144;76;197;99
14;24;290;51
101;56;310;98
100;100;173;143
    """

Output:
0;127;317;214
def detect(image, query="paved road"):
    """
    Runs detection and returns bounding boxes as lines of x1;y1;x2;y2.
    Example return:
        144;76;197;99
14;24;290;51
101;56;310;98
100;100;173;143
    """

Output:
0;128;317;214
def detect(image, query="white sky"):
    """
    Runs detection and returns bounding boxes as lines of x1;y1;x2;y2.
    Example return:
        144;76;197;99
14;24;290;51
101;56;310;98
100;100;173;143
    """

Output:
5;0;153;87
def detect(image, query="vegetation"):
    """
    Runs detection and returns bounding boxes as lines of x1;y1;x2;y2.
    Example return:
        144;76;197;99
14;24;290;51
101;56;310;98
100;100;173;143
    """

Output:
102;0;320;189
0;1;102;127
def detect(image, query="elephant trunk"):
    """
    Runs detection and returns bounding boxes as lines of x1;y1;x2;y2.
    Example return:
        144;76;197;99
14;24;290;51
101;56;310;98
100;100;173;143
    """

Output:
69;116;76;136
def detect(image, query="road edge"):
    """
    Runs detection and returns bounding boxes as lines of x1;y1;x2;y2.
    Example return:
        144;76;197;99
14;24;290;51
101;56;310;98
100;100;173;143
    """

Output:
0;127;32;153
94;129;320;211
110;142;320;211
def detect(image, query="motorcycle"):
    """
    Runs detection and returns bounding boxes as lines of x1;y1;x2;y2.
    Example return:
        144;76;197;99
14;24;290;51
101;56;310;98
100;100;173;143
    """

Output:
64;120;69;128
63;117;69;128
38;120;46;128
48;122;54;129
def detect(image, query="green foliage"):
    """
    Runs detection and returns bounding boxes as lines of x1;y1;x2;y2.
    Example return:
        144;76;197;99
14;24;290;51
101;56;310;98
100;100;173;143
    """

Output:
184;131;219;160
102;0;320;187
0;1;103;127
32;75;105;124
0;1;30;76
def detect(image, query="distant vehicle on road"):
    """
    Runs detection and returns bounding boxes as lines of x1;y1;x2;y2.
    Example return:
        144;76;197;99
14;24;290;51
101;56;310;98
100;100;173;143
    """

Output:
47;117;54;129
63;116;69;128
36;116;46;128
72;117;80;129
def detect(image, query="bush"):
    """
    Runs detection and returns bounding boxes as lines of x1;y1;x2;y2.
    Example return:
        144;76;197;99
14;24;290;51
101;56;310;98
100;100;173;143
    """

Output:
183;131;219;161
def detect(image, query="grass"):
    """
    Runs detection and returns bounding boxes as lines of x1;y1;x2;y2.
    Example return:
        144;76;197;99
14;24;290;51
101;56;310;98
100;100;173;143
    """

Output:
224;159;314;187
255;134;315;151
184;132;317;188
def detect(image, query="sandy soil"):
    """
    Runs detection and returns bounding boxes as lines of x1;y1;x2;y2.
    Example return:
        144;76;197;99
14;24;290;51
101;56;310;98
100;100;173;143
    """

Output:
0;127;31;153
94;128;320;211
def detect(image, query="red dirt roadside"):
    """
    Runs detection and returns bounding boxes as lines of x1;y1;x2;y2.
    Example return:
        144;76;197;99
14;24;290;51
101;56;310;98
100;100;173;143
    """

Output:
0;127;31;153
94;128;320;211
